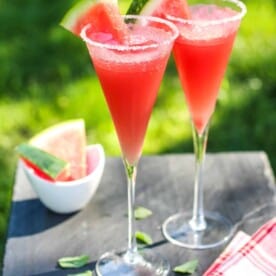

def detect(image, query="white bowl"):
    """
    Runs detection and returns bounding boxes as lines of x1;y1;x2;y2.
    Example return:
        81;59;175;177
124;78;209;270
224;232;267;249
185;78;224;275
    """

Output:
20;144;105;214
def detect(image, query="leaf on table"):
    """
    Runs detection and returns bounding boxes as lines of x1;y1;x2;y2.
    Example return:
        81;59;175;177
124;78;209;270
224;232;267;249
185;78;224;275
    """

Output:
67;270;93;276
134;206;153;220
135;231;153;245
173;259;198;274
58;255;90;268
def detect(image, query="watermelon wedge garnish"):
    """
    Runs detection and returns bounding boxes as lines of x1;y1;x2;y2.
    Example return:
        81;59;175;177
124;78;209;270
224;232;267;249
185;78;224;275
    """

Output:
29;119;87;180
126;0;191;19
16;144;69;181
60;0;128;43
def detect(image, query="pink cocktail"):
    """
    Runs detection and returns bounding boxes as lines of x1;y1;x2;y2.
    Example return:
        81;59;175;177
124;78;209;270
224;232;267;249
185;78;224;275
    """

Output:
162;0;247;249
90;26;173;165
81;15;178;275
173;4;241;134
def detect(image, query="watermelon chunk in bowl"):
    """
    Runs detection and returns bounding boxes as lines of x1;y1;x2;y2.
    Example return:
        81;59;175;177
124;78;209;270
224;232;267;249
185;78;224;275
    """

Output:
29;119;87;181
20;144;105;214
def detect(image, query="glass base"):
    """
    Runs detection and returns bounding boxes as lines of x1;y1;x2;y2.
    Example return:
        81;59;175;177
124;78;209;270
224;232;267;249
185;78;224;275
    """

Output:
96;249;170;276
162;211;234;249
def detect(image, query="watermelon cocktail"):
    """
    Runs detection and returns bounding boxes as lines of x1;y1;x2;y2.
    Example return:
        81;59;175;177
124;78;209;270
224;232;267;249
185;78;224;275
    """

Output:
84;24;173;165
81;14;178;275
162;0;247;249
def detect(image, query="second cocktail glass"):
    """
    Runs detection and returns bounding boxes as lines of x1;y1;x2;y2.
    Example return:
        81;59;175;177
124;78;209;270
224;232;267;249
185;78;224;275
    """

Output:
162;0;247;249
81;15;178;275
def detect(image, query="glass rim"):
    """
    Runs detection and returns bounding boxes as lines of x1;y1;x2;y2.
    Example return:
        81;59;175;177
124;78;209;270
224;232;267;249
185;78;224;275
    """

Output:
80;15;179;52
166;0;247;26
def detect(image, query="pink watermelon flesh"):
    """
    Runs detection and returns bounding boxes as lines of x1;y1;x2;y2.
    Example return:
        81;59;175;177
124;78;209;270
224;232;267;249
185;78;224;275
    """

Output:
151;0;190;19
86;145;100;174
64;1;128;43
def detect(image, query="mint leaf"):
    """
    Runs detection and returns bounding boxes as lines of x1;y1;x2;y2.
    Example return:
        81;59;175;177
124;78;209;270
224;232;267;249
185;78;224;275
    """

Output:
173;259;198;274
134;206;152;220
67;271;93;276
135;231;153;245
58;255;89;268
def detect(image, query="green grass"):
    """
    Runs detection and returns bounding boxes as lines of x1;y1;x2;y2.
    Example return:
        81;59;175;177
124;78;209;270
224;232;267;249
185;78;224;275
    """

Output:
0;0;275;268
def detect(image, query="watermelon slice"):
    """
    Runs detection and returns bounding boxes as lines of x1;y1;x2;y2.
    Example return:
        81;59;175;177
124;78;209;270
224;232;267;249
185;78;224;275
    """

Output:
16;144;69;181
126;0;190;19
60;0;128;43
30;119;87;180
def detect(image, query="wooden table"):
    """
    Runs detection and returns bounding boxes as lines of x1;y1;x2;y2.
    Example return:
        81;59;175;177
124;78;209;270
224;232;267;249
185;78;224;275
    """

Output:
3;152;276;275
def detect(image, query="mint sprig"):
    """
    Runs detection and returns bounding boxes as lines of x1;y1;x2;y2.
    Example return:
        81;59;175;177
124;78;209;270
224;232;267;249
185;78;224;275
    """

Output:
135;231;153;245
173;259;198;274
67;271;93;276
134;206;153;220
58;255;89;268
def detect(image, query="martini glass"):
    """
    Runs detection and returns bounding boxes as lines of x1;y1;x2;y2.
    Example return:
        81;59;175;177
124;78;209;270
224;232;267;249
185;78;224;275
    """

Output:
81;15;178;275
162;0;247;249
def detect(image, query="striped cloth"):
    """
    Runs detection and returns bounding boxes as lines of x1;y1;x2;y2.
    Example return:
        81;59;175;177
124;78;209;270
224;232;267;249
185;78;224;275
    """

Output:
204;218;276;276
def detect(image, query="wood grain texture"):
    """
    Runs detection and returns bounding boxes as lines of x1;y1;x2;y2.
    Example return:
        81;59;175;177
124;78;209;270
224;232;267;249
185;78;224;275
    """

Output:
3;152;276;275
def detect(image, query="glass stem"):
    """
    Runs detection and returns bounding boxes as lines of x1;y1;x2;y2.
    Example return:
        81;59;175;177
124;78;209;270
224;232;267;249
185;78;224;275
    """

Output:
124;159;138;262
189;123;209;231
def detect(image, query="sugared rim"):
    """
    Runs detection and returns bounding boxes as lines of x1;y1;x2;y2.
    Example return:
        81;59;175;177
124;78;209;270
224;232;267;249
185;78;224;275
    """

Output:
167;0;247;26
80;14;179;51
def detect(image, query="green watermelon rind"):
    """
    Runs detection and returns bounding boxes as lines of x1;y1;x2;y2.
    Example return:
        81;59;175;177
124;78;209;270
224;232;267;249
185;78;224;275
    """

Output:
16;144;68;180
60;0;96;32
126;0;163;16
126;0;149;15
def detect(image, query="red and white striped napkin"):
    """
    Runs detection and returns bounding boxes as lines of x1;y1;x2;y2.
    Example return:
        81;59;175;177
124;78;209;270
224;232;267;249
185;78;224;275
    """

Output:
204;217;276;276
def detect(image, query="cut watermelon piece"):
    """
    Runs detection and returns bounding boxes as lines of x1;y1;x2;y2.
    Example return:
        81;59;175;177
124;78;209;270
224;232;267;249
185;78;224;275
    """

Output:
30;119;87;180
60;0;128;43
127;0;190;19
86;144;102;173
16;144;69;181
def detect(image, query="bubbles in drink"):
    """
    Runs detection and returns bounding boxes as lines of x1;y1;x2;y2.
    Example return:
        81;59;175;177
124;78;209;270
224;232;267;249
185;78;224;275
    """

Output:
191;4;237;20
128;25;170;47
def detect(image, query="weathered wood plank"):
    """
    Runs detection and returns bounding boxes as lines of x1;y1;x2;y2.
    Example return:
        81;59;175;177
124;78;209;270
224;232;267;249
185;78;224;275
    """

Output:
3;152;276;275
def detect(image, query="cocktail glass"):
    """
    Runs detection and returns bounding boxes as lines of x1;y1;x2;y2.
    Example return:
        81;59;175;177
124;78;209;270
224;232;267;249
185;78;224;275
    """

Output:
81;15;178;275
162;0;247;249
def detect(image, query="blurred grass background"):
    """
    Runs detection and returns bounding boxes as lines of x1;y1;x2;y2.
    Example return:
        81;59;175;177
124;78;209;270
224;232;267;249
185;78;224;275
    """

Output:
0;0;275;267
